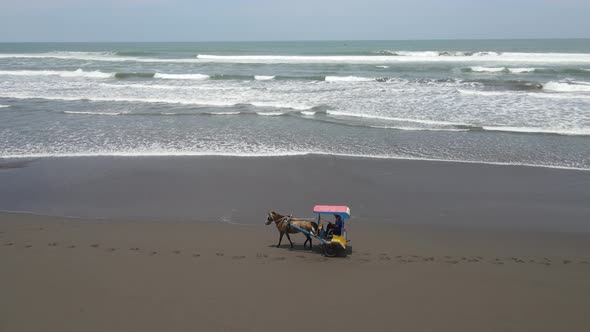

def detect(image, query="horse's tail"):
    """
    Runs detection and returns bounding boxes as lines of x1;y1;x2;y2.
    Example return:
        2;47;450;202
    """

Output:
310;222;319;236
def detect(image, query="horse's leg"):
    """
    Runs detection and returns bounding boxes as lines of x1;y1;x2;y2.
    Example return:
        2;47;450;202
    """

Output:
308;235;312;249
303;236;309;249
277;233;284;248
286;233;294;248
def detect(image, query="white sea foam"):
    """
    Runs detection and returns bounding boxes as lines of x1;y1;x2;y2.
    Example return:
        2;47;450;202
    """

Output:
195;53;590;64
325;76;373;82
470;66;506;73
153;73;209;80
458;88;590;99
63;111;122;116
508;67;536;73
543;81;590;92
0;69;113;79
1;151;586;172
0;105;10;108
256;111;286;116
207;112;241;115
326;110;466;126
254;75;275;80
370;125;469;132
482;126;590;136
0;94;317;110
376;65;390;69
300;111;316;116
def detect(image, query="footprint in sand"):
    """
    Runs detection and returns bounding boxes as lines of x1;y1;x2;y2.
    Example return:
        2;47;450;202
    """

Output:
129;247;140;251
4;242;14;246
107;248;116;252
216;252;224;257
172;250;181;254
90;244;99;248
467;258;480;263
445;260;459;264
68;245;76;249
192;253;200;258
563;260;572;265
379;256;391;261
256;253;268;258
150;251;158;256
48;242;58;246
232;255;246;260
25;244;33;248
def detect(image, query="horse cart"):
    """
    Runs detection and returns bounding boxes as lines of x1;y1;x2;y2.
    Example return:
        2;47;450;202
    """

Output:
286;205;351;257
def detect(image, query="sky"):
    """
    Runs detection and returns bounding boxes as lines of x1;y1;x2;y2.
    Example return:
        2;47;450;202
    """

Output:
0;0;589;42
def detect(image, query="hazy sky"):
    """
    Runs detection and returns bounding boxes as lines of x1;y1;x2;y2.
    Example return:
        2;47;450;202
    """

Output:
1;0;589;41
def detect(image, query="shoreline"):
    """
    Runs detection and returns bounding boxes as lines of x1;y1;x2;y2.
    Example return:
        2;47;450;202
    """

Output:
1;155;589;232
2;153;589;172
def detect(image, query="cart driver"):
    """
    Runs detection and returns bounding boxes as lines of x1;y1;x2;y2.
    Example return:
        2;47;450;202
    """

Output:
334;214;343;235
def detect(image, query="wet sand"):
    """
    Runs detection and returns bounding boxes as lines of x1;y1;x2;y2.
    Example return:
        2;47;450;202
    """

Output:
1;156;590;331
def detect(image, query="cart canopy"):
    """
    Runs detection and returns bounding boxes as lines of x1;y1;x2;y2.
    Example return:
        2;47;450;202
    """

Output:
313;205;351;219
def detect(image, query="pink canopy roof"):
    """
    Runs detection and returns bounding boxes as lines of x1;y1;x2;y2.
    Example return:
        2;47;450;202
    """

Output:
313;205;351;219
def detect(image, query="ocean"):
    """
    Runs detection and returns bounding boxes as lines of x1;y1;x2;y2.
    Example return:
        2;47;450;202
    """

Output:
1;40;589;169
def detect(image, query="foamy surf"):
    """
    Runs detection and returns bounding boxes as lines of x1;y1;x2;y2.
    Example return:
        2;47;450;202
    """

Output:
153;73;209;80
325;76;373;82
0;69;113;79
543;81;590;92
482;126;590;136
256;112;286;116
254;75;275;80
0;105;10;108
63;111;123;116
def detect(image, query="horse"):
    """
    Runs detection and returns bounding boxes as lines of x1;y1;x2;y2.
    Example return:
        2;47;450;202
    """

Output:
265;211;318;249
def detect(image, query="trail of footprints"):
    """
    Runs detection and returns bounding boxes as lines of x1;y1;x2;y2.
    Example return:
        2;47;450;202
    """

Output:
2;236;590;266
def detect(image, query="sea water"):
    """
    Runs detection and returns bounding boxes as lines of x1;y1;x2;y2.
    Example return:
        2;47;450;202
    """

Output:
0;40;589;169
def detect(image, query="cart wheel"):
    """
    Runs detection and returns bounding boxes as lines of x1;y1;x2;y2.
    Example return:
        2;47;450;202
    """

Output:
323;244;338;257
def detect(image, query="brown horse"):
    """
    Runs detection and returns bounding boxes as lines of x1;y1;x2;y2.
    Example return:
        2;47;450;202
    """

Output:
265;211;318;249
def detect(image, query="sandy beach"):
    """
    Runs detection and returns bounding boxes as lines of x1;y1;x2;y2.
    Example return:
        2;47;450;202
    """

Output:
1;156;590;331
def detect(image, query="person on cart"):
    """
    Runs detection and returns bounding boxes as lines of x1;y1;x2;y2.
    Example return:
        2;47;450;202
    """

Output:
326;214;343;237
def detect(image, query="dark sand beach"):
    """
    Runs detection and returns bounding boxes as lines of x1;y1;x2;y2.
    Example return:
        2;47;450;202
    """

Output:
1;156;590;331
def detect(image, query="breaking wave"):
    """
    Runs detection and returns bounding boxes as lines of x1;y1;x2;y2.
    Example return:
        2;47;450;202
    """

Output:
254;75;275;80
0;69;113;79
543;81;590;92
153;73;209;80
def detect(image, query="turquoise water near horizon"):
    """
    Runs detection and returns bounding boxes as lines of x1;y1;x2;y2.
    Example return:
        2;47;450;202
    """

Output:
1;40;589;169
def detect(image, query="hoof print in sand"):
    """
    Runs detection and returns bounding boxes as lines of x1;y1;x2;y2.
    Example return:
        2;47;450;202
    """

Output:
192;253;200;258
68;245;76;249
107;248;116;252
216;252;224;257
48;242;58;247
25;244;33;248
90;244;99;248
172;250;181;254
129;247;140;251
150;251;158;256
256;253;268;258
232;255;246;260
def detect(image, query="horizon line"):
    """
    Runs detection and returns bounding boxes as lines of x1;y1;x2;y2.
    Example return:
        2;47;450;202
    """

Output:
1;37;590;43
